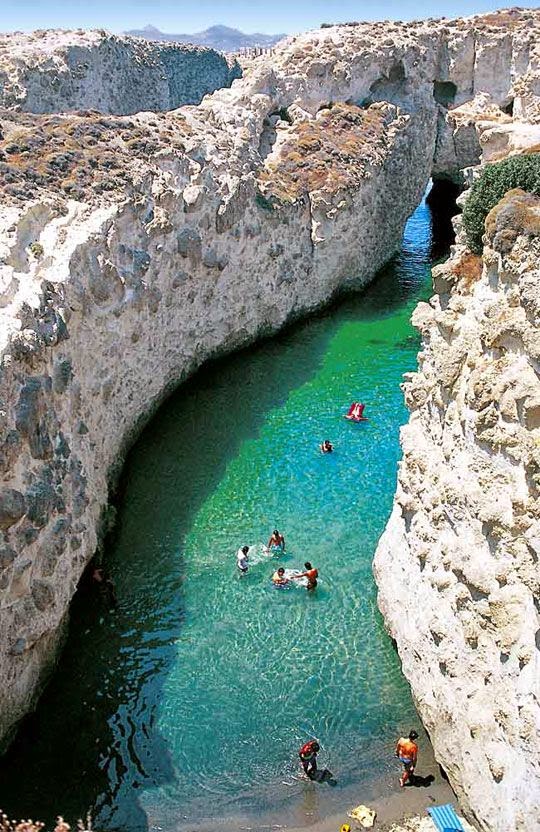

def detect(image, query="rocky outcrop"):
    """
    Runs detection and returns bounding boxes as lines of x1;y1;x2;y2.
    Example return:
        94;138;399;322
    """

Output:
1;16;540;829
374;190;540;828
0;29;241;114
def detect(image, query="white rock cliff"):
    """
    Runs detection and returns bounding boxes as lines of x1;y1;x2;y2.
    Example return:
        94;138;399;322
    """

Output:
374;147;540;832
0;29;241;114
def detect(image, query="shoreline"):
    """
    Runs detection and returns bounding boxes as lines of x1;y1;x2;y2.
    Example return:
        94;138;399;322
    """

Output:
150;730;467;832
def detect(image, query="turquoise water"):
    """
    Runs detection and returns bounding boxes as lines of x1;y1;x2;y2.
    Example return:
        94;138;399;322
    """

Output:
0;195;442;830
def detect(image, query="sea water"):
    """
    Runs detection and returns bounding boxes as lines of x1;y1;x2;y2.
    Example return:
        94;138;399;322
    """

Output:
0;193;446;830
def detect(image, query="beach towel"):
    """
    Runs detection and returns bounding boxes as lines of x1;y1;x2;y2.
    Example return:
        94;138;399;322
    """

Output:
427;804;465;832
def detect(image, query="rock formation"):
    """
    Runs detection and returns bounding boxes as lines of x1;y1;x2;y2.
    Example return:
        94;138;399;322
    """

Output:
1;9;540;830
374;186;540;831
0;29;241;114
373;16;540;829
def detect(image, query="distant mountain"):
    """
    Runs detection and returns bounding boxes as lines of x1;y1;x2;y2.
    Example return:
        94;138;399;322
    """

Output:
124;24;286;52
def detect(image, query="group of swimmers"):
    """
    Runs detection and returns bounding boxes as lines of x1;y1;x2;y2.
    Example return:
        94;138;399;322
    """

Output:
273;561;318;591
236;529;318;592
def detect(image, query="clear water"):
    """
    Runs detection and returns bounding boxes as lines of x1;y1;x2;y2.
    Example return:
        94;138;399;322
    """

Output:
0;194;444;830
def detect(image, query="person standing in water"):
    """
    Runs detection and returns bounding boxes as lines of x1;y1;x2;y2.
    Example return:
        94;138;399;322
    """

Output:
395;730;419;787
272;566;289;586
236;545;249;574
320;440;334;454
268;529;285;554
298;739;319;778
292;561;318;591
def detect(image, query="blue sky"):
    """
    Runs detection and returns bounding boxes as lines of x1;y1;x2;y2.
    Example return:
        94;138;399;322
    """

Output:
2;0;539;34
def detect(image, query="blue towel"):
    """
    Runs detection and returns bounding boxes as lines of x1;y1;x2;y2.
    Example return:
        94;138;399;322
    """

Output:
427;804;465;832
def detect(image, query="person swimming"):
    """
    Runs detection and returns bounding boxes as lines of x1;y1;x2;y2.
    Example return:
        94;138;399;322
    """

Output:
272;566;289;587
320;439;334;453
292;561;318;591
236;545;249;574
268;529;285;553
344;402;368;422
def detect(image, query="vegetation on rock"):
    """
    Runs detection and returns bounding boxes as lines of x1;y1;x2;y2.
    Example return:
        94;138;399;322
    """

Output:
0;110;190;204
258;102;400;202
484;188;540;253
462;153;540;253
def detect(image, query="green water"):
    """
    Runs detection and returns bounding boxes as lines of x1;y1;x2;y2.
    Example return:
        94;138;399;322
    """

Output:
0;195;443;830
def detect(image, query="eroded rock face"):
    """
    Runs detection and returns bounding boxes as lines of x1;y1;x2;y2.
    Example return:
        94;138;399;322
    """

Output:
0;29;241;114
1;14;540;825
374;200;540;830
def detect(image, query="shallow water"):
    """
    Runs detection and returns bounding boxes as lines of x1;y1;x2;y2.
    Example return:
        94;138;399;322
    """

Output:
0;194;444;830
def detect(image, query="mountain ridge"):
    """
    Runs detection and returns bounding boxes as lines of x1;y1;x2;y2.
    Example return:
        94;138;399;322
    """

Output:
124;23;286;51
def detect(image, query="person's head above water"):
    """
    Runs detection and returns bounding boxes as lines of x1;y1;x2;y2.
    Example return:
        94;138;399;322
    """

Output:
304;562;312;570
277;567;285;575
242;545;249;554
311;741;320;752
273;529;280;536
409;730;419;741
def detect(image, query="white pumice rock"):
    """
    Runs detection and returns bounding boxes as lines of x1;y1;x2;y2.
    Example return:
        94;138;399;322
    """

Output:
374;195;540;830
0;29;241;114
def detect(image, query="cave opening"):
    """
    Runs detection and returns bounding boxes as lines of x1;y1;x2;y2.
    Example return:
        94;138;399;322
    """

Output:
433;80;457;108
427;177;462;258
501;98;515;116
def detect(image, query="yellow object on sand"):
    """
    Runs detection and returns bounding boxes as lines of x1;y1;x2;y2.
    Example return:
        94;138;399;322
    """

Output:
347;804;377;828
340;825;351;832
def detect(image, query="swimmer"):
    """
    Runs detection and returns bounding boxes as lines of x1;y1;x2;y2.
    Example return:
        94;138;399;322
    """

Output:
236;545;249;574
92;566;117;608
291;561;318;591
345;402;368;421
268;529;285;553
395;729;419;787
272;566;289;586
320;439;334;453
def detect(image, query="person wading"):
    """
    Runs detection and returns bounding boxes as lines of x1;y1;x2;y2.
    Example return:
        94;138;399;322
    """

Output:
292;561;318;591
298;739;319;778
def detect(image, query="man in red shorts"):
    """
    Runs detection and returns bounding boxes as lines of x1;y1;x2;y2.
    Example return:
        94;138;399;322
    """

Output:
395;730;418;787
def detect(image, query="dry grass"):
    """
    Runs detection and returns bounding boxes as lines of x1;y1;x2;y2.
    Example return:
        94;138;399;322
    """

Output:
452;8;537;30
485;188;540;253
450;252;483;291
0;109;191;204
478;9;530;27
258;102;395;202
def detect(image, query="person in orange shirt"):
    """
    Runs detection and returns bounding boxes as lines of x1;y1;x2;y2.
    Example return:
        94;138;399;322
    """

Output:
395;730;419;787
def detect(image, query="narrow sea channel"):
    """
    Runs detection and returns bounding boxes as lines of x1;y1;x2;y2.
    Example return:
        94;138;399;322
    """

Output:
0;190;449;830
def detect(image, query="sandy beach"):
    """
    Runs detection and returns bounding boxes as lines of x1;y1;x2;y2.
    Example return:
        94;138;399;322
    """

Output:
167;732;474;832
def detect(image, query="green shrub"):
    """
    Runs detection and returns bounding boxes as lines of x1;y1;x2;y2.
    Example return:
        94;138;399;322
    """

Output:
29;242;44;258
255;189;274;212
463;153;540;253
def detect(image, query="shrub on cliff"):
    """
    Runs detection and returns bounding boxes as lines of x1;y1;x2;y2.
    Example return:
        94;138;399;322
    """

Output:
462;153;540;253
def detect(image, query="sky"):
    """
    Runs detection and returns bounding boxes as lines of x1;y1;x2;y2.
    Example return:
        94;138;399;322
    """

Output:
2;0;539;34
